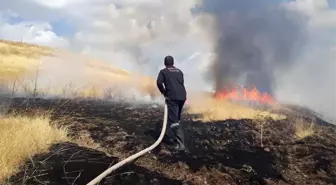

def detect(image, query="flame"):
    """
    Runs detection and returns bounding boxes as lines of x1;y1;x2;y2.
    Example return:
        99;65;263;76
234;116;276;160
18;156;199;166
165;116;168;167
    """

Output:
215;86;276;104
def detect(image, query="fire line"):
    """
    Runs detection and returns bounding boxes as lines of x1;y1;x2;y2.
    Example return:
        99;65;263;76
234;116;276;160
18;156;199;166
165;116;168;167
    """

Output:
214;86;276;104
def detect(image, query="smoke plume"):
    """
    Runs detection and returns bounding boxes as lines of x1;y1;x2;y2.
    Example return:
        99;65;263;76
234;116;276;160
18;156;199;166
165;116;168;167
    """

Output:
200;0;308;94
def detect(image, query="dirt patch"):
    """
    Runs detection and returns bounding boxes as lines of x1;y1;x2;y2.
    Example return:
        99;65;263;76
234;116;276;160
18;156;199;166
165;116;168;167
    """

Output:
7;98;336;185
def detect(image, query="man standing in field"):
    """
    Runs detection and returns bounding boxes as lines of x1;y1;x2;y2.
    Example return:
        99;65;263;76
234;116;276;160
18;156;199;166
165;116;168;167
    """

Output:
156;55;187;151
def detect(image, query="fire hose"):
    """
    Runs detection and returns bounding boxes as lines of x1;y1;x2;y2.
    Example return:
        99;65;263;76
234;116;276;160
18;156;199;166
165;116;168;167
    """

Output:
86;103;168;185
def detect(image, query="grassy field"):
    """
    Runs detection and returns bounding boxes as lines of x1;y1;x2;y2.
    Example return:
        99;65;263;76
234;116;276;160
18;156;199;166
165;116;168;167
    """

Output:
4;98;334;185
0;40;327;185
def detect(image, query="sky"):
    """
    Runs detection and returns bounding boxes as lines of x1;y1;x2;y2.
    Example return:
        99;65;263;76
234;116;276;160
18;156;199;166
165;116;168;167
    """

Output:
0;0;335;120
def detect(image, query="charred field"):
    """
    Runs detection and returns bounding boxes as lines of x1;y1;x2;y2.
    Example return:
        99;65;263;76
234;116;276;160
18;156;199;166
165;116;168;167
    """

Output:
5;97;336;185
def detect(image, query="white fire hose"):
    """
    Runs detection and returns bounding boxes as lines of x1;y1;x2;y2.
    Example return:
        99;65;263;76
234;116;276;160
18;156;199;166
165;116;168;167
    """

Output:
86;103;168;185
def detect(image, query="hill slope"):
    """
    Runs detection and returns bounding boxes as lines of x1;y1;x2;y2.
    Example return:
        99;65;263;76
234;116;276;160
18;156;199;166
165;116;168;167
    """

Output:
0;39;158;98
5;98;336;185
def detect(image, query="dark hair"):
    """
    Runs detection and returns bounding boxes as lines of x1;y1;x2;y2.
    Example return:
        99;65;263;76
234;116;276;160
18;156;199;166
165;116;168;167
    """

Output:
164;55;174;66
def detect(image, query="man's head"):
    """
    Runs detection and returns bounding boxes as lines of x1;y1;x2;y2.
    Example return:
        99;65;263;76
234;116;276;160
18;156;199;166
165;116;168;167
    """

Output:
164;55;174;67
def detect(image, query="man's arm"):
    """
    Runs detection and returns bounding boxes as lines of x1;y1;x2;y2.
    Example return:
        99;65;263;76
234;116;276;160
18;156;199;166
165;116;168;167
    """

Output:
156;70;166;95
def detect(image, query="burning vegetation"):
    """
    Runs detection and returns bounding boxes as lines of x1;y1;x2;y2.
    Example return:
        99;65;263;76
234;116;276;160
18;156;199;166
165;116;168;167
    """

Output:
214;85;276;105
201;0;307;114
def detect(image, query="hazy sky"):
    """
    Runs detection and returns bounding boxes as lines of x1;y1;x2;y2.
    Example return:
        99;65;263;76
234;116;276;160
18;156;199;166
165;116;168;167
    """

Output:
0;0;335;120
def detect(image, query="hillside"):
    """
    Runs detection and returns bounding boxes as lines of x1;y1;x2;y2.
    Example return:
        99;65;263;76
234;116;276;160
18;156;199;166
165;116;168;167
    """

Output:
0;39;158;99
0;40;54;80
5;98;336;185
0;40;335;185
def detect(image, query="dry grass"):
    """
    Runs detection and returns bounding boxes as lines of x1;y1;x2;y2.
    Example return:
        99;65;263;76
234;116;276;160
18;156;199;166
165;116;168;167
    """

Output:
73;130;102;151
0;114;68;182
0;39;160;98
294;118;315;139
0;40;54;81
187;94;286;122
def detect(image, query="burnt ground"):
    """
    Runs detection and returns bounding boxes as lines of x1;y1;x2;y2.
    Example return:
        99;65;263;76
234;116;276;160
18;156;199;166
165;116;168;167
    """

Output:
5;98;336;185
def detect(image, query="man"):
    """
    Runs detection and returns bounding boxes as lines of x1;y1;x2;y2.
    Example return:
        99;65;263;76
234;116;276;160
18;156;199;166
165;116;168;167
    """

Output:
156;55;187;151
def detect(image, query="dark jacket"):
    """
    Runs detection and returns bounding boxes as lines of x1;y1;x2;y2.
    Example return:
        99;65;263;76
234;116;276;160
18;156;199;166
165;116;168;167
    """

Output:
156;66;187;100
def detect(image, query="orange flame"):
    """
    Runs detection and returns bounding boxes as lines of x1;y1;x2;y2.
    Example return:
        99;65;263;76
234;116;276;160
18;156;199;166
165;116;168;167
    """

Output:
215;86;276;104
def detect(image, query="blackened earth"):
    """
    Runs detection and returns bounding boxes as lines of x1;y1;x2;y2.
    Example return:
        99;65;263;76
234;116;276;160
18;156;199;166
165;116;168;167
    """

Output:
6;98;336;185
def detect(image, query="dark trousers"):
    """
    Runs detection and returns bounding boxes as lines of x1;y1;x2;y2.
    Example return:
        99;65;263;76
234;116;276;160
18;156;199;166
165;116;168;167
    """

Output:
165;99;186;148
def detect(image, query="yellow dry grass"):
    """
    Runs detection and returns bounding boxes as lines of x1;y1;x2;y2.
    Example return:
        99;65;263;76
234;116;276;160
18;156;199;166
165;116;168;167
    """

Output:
0;39;160;98
187;94;286;122
294;118;315;139
0;115;68;182
0;40;55;81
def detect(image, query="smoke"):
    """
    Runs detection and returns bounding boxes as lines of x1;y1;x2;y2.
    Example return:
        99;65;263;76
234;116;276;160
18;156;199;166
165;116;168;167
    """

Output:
6;52;162;103
0;82;11;115
1;0;334;120
199;0;308;94
275;46;336;122
198;0;336;122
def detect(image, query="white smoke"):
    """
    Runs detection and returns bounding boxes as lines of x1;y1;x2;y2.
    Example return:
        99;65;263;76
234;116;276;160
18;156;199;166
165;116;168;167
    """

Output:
274;0;336;122
1;0;335;120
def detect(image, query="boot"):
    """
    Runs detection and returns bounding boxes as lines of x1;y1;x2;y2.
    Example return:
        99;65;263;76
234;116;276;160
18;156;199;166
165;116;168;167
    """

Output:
172;126;186;151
